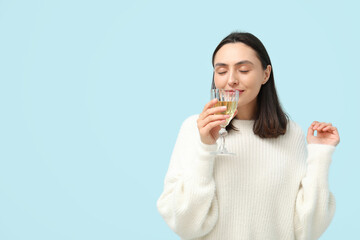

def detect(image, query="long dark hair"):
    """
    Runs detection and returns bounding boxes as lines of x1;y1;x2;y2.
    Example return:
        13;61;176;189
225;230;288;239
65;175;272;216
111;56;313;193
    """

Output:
212;32;289;138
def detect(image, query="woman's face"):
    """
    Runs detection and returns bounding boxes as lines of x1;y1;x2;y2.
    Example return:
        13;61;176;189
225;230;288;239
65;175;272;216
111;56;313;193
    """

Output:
213;42;271;111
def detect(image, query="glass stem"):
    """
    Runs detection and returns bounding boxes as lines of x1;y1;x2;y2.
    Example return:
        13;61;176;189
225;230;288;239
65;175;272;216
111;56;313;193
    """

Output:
218;127;227;153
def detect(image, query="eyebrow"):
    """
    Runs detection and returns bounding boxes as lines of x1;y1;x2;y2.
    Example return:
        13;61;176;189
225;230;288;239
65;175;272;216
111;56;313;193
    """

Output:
214;60;254;67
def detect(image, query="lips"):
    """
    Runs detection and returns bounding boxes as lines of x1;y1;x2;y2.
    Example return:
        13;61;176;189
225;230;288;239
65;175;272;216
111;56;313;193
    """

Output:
224;89;245;94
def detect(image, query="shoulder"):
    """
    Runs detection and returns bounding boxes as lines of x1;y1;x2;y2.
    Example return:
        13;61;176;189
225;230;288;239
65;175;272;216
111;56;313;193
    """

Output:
173;114;202;148
286;119;306;139
182;114;200;125
179;114;200;133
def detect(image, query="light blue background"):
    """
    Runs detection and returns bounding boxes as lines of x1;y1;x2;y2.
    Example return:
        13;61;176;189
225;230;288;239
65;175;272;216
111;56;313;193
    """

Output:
0;0;358;239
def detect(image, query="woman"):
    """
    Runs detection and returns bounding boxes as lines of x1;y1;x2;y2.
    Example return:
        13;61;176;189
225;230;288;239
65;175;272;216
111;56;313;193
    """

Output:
157;32;340;240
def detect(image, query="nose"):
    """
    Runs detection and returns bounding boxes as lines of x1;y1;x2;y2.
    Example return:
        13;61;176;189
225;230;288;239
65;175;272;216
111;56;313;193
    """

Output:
228;69;239;87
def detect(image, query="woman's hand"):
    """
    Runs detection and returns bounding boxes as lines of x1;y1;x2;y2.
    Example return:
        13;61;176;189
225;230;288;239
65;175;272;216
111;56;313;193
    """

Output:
197;99;235;145
306;121;340;146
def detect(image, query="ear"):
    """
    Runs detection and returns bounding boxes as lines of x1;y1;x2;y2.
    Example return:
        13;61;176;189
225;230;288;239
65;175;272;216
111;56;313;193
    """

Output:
262;65;271;85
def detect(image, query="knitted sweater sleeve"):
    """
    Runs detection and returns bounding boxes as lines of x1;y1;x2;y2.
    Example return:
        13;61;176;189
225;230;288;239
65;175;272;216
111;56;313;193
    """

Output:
157;115;219;239
294;128;336;240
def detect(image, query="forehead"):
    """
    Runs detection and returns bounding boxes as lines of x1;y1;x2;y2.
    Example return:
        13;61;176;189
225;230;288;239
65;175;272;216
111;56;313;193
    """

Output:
214;43;259;65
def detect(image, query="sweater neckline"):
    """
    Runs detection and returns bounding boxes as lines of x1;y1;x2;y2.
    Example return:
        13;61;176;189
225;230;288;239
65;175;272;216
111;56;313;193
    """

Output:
231;118;255;129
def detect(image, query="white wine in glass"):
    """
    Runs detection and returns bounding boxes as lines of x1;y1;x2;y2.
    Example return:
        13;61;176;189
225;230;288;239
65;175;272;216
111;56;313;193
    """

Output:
214;101;237;127
210;89;239;155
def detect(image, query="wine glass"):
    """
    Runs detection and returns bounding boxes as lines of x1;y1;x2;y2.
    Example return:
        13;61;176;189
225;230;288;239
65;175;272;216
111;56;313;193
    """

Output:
210;89;239;155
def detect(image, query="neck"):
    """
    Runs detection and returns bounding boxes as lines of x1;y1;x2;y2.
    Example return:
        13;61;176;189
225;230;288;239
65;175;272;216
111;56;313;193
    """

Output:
235;98;258;120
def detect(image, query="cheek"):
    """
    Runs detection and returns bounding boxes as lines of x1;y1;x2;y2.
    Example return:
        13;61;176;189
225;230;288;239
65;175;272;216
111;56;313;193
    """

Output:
213;75;227;88
243;74;263;89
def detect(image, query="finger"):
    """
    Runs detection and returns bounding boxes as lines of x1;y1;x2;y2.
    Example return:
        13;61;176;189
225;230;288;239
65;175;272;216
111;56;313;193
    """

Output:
333;126;340;143
324;126;337;132
202;99;218;114
316;123;328;131
202;119;226;133
334;127;340;140
311;121;319;127
201;105;228;121
313;122;328;130
318;123;332;131
319;122;334;131
313;122;321;129
307;125;315;137
322;126;331;131
198;114;229;128
199;99;218;120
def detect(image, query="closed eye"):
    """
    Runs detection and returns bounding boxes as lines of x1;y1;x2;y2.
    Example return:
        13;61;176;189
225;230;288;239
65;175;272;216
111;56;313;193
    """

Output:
218;72;227;75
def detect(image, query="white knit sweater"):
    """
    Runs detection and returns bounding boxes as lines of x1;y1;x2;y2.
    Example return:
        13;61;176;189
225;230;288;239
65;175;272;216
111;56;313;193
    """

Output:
157;115;336;240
